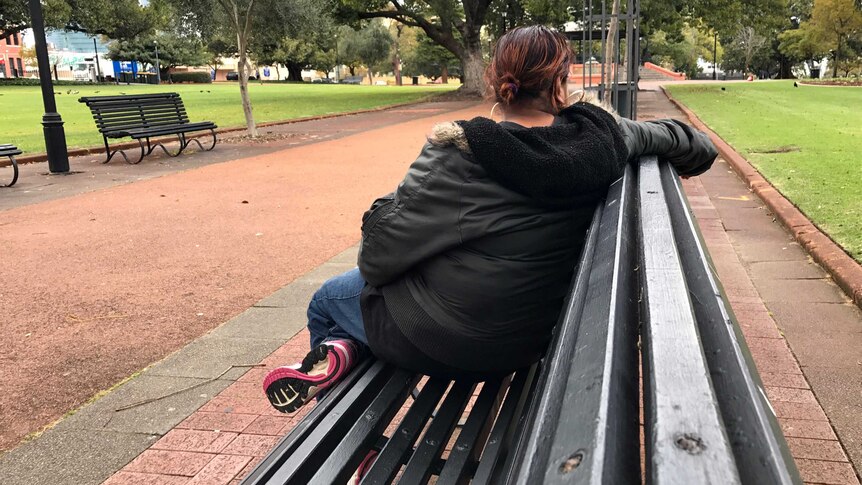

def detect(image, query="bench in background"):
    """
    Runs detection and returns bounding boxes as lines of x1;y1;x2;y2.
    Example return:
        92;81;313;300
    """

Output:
242;156;802;485
78;93;217;165
1;144;21;187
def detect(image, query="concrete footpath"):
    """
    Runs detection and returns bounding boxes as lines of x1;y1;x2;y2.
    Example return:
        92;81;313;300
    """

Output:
1;91;860;484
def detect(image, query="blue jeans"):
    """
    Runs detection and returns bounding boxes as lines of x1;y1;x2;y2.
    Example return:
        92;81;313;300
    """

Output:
307;268;369;349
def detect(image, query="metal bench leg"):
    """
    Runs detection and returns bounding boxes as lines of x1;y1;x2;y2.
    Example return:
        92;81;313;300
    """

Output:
2;155;18;187
182;129;218;152
107;139;146;165
150;134;185;158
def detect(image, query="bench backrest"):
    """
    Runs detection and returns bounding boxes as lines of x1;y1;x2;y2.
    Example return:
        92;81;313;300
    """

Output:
78;93;191;134
508;156;800;485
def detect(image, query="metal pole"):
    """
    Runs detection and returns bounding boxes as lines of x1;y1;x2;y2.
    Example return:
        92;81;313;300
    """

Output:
154;40;161;84
713;33;717;81
28;0;69;173
93;37;101;81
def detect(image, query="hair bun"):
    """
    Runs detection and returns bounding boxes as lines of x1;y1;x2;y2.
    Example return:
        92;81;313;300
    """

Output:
498;74;521;104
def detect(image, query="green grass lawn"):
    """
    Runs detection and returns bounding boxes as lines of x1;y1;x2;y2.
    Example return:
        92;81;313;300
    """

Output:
666;81;862;262
1;82;455;154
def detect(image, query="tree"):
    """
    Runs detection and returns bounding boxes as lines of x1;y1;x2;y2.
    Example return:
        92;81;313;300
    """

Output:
402;30;460;81
355;20;394;84
806;0;862;76
722;26;770;74
648;24;721;78
204;37;237;79
338;0;493;94
167;0;327;136
107;33;207;81
1;0;165;40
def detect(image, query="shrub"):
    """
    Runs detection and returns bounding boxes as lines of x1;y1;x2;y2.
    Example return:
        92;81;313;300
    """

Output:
169;72;212;84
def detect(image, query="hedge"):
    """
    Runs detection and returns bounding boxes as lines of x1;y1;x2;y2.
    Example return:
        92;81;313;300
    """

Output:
169;72;212;84
0;78;111;86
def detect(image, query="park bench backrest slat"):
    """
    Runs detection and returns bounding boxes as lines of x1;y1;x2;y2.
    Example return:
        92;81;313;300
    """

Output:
657;161;801;484
638;156;742;484
508;164;640;485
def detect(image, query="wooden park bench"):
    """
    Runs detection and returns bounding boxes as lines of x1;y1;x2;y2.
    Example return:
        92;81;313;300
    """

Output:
78;93;217;164
1;144;21;187
242;156;802;485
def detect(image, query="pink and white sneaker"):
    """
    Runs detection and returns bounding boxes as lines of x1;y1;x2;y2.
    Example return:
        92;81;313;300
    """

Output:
263;339;359;414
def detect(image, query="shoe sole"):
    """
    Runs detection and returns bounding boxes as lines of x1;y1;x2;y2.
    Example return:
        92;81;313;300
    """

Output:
264;344;343;414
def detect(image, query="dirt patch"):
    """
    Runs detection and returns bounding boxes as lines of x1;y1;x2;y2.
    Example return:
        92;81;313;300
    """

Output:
749;145;801;154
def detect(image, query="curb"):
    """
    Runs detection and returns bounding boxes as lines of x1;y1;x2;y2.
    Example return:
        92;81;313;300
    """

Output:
3;96;446;168
661;86;862;309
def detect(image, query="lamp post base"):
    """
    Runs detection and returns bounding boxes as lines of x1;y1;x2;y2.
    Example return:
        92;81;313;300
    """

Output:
42;112;70;173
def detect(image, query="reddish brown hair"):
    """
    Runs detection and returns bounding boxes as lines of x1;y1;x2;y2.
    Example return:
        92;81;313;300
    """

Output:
486;26;572;113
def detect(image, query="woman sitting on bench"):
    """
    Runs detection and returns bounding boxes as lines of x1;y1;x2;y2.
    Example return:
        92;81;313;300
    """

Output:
264;25;718;414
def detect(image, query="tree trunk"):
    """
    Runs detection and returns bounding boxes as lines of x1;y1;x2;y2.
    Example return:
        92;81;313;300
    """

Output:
237;35;257;137
833;37;841;78
459;46;485;94
287;62;303;82
275;64;280;80
441;65;449;83
394;24;403;86
349;65;356;76
368;70;373;85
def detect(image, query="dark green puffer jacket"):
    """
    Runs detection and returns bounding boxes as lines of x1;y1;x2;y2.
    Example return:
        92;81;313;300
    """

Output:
357;102;718;375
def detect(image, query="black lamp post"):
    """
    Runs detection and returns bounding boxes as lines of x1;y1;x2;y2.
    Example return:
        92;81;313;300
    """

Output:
28;0;69;173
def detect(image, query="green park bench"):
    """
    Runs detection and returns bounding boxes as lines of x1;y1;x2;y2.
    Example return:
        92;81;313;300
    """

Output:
1;144;21;187
240;156;803;485
78;93;218;165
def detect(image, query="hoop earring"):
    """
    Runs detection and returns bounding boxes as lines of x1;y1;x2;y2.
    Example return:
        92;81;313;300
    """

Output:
489;102;504;121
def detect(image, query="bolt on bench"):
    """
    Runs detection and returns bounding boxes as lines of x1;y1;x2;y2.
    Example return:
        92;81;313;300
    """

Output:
78;93;217;164
1;144;21;187
243;156;802;485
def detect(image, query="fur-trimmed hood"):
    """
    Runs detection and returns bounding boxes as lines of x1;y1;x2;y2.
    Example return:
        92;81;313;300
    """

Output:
428;98;628;207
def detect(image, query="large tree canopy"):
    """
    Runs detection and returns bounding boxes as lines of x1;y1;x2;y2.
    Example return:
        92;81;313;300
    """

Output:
0;0;165;39
337;0;492;94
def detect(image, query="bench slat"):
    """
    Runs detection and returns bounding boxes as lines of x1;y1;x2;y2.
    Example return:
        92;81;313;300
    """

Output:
399;380;476;483
472;365;538;485
361;378;450;485
638;156;741;484
436;377;506;483
309;369;419;484
658;162;801;484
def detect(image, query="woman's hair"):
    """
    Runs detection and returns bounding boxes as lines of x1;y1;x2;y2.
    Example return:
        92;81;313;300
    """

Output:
486;25;572;113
